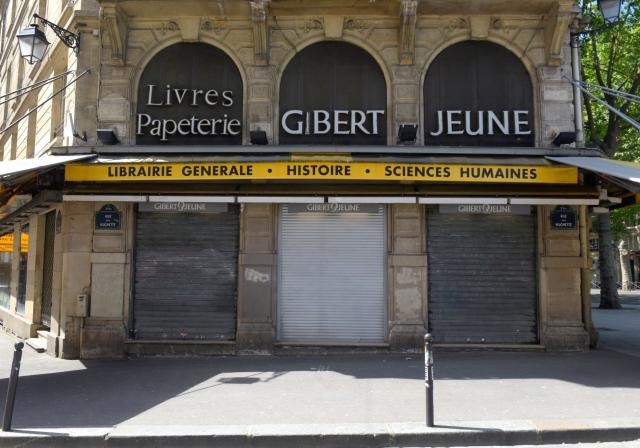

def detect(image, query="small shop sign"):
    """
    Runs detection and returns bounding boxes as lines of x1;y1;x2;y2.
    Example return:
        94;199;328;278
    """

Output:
550;205;577;230
287;203;378;214
439;204;531;215
95;204;121;230
138;202;228;213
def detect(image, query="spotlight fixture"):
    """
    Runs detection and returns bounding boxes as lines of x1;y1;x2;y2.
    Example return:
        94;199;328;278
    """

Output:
250;129;269;145
552;131;576;147
97;129;120;145
397;123;418;144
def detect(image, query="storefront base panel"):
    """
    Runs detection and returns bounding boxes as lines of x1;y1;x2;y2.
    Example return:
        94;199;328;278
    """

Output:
80;319;126;359
389;323;427;352
236;323;275;354
0;308;41;340
542;325;590;351
274;343;391;356
125;341;236;357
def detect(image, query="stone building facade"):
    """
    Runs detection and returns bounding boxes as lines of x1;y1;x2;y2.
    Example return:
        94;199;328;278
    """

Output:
0;0;601;358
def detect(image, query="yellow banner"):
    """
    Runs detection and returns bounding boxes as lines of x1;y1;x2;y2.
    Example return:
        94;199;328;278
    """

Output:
0;233;12;252
0;233;28;253
65;162;578;184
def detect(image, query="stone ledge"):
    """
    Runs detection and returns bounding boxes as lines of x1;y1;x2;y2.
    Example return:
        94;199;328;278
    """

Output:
0;307;41;339
1;419;640;448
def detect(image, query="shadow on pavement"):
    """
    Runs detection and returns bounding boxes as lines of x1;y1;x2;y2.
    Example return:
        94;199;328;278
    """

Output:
0;348;638;428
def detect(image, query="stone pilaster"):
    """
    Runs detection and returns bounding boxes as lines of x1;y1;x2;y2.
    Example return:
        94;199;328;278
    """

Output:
236;204;277;353
58;202;94;359
388;204;427;351
539;205;589;351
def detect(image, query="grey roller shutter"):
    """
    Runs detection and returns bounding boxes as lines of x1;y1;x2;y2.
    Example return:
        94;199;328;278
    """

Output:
134;207;239;340
427;207;538;344
278;204;387;343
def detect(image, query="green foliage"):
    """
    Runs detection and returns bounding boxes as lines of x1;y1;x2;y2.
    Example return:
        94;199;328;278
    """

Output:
611;205;640;238
580;0;640;160
581;1;640;235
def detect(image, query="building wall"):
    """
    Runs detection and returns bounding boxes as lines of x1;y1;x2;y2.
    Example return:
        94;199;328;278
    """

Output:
0;0;593;357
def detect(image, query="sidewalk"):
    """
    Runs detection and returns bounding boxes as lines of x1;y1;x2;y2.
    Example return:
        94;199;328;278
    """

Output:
0;300;638;447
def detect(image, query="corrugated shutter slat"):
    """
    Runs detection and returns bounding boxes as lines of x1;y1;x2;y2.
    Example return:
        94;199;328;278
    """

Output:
427;209;538;344
133;208;239;340
277;204;387;343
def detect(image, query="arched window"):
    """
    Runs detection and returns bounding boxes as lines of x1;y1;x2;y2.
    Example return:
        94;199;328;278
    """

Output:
279;41;387;145
424;41;534;147
136;43;243;145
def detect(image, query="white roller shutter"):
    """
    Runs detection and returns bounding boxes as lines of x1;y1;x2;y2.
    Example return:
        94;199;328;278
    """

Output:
278;204;387;343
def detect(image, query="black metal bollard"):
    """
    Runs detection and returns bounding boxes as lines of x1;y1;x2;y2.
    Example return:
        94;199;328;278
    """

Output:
3;342;24;432
424;333;434;427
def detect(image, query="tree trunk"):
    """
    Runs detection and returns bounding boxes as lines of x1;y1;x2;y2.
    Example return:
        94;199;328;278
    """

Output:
618;239;631;291
599;212;622;309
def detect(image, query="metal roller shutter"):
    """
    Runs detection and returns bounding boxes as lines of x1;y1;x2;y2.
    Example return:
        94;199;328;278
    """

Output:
427;207;538;344
133;207;239;340
278;204;387;343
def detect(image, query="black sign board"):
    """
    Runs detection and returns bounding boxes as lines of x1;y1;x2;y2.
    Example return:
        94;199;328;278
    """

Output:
551;205;577;230
424;41;534;147
136;43;243;146
279;41;387;145
95;204;121;231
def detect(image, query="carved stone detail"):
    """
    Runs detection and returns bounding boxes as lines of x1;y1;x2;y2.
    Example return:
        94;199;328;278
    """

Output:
300;18;323;34
201;19;227;35
251;0;270;66
158;21;179;36
544;0;577;66
101;2;128;66
344;18;368;32
399;0;418;65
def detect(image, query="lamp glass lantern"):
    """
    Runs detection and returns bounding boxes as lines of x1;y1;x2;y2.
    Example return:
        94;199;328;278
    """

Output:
598;0;623;24
16;24;50;65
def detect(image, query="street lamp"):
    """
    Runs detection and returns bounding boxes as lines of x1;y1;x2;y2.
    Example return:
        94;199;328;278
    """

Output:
16;14;80;65
16;25;49;65
598;0;623;24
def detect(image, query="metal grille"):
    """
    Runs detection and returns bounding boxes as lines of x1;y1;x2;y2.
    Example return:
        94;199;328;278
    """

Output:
40;211;56;328
133;207;239;340
277;204;387;343
427;208;538;344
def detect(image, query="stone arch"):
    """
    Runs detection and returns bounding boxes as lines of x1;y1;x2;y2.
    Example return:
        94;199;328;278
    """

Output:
275;37;392;145
420;38;540;147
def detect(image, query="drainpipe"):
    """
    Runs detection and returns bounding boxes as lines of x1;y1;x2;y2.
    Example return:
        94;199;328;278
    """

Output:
571;18;586;147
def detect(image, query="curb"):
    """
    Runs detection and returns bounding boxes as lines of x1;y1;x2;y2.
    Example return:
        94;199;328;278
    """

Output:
0;420;639;447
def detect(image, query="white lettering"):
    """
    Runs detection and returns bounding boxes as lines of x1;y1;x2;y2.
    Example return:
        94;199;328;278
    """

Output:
514;110;532;135
282;110;304;135
204;90;219;106
488;111;510;135
334;110;350;135
465;110;484;136
146;85;164;106
366;110;385;135
136;114;152;135
447;110;464;135
222;91;234;107
314;110;331;134
430;110;444;137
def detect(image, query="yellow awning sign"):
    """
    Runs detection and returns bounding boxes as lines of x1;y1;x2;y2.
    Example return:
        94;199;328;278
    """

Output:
65;162;578;184
0;234;13;252
0;233;27;253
